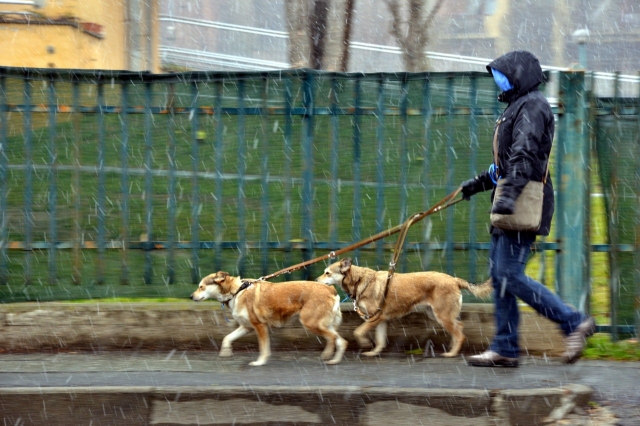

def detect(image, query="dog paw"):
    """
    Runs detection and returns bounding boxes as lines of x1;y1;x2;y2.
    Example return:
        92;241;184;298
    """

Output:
320;351;334;361
249;360;267;366
324;358;342;365
356;340;373;349
362;350;381;357
218;348;233;358
440;352;457;358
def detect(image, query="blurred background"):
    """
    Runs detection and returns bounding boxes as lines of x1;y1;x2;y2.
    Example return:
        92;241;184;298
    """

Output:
0;1;638;339
0;0;639;74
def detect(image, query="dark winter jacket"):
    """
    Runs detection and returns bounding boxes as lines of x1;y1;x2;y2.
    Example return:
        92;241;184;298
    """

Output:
465;51;554;236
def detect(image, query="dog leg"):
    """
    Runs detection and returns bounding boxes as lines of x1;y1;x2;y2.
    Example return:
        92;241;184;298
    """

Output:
315;327;346;364
439;318;465;358
320;337;336;361
249;323;271;366
301;322;344;364
353;321;375;349
362;320;388;356
326;335;347;365
300;299;345;364
219;325;252;358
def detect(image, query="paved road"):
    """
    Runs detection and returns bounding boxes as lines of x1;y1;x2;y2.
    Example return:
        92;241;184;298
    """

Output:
0;351;638;424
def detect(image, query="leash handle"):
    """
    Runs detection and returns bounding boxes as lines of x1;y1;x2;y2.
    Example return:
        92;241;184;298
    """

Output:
260;187;463;282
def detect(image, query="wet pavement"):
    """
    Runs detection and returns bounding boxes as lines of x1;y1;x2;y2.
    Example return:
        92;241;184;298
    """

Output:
0;350;638;424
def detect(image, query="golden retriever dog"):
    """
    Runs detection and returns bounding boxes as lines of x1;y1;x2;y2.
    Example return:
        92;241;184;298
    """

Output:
191;271;347;366
317;258;492;358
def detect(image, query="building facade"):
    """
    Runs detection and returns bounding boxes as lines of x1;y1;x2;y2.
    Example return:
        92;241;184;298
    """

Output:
0;0;160;72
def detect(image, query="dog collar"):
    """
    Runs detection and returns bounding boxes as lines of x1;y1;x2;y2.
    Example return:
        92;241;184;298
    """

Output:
221;281;253;308
234;280;253;296
353;301;382;322
348;275;363;300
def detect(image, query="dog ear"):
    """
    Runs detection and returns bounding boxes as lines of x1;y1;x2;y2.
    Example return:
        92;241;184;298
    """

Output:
201;274;216;286
339;258;352;274
213;271;229;284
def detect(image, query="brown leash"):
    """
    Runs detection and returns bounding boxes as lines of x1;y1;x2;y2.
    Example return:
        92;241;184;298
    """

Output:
259;187;464;283
354;187;463;321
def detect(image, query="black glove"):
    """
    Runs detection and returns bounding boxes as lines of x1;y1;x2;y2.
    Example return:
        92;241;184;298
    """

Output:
491;197;515;215
460;178;478;200
460;171;492;200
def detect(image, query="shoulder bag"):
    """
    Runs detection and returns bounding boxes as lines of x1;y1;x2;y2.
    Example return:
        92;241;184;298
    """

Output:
489;121;549;232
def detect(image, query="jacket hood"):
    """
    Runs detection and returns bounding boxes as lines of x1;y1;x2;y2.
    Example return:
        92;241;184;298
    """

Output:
487;51;544;101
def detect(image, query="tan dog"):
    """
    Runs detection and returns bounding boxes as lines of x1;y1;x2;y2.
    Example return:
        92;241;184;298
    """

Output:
316;258;492;358
191;271;347;366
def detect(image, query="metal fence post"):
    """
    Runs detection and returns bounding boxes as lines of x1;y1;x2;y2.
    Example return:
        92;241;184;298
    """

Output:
468;74;479;283
260;77;269;276
283;76;293;275
329;76;339;252
72;78;82;285
214;80;223;273
120;81;130;285
352;75;362;262
556;71;590;313
609;72;621;341
166;83;176;285
23;76;32;286
445;74;455;274
375;76;386;266
301;71;315;279
190;81;200;284
0;76;7;285
237;79;247;277
399;76;409;273
47;75;57;285
143;81;153;285
96;81;106;285
421;77;432;270
636;71;640;343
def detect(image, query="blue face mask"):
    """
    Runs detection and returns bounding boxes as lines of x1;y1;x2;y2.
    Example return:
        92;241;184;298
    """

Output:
491;68;513;92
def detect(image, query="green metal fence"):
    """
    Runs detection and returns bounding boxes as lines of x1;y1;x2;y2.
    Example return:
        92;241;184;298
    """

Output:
0;68;637;338
593;75;640;340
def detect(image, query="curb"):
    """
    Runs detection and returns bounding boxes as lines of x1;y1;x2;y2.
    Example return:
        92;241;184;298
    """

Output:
0;384;593;425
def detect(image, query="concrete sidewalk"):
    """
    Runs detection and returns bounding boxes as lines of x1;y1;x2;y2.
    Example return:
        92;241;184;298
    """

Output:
0;350;637;425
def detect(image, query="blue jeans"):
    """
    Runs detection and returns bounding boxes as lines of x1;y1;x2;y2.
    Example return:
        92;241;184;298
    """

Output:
489;232;586;358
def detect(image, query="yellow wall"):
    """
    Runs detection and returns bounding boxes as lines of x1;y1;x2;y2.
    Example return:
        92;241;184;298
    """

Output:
483;0;511;54
0;0;159;72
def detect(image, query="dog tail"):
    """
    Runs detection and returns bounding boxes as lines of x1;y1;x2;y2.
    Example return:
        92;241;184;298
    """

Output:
457;278;493;300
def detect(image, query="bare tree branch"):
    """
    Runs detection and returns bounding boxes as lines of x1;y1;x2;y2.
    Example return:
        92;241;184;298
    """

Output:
286;0;355;71
385;0;444;71
285;0;310;68
385;0;407;51
339;0;356;71
423;0;445;30
309;0;330;70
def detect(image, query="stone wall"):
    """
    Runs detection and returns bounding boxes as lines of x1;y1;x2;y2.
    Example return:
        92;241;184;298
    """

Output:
0;302;567;356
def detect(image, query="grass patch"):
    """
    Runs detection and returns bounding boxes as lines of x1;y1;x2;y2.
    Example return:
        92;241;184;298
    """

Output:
583;333;640;361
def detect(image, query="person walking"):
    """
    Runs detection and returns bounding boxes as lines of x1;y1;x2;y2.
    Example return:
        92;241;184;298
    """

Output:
460;50;595;367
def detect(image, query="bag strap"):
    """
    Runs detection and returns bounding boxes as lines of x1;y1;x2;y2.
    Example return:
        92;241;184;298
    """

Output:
492;118;550;184
492;120;501;168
